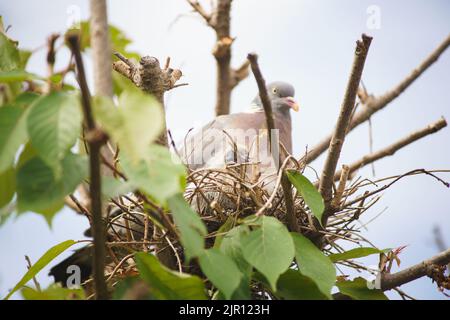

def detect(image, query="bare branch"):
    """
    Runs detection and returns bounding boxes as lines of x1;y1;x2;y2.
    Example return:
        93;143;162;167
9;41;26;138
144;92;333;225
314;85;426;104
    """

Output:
186;0;212;26
319;34;373;217
381;248;450;291
306;33;450;164
89;0;113;97
331;164;350;209
67;32;108;300
334;117;447;180
248;53;300;232
112;54;183;146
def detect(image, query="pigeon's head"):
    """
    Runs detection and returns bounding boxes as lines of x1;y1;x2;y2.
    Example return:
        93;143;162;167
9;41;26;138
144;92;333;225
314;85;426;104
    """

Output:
250;81;299;114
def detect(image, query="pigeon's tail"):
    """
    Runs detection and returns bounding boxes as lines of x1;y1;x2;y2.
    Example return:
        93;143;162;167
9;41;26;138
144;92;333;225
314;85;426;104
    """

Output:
49;246;93;287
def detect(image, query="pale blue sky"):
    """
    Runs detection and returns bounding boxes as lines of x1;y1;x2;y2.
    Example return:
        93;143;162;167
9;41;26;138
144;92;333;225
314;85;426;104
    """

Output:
1;0;449;299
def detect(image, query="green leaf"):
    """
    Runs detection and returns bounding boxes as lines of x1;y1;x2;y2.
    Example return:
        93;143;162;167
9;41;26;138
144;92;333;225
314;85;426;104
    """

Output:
336;277;388;300
101;176;135;199
241;216;295;291
329;247;390;263
0;70;43;83
22;284;85;300
291;233;335;299
4;240;77;300
198;248;242;299
213;216;235;249
220;225;252;299
121;144;186;203
0;105;29;173
16;153;88;223
276;269;328;300
94;90;163;165
167;193;206;260
286;170;324;224
0;31;20;72
27;92;82;176
0;166;15;208
135;252;207;300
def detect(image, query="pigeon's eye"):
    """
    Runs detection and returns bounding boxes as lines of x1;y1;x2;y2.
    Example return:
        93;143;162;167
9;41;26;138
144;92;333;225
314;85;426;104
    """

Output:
272;88;278;94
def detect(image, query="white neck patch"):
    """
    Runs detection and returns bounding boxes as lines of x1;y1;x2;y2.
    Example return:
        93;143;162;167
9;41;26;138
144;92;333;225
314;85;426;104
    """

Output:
244;103;264;113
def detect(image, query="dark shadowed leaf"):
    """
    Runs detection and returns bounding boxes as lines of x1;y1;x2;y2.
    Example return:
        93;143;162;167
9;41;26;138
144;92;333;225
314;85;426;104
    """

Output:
4;240;77;300
16;153;88;222
277;269;328;300
336;277;388;300
286;170;324;224
135;252;207;300
0;167;15;208
241;216;295;290
291;233;335;299
27;92;82;177
329;247;390;262
198;248;242;299
167;193;206;260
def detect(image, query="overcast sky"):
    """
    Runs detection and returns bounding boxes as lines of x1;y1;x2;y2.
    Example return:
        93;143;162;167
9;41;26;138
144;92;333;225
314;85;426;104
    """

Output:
1;0;449;299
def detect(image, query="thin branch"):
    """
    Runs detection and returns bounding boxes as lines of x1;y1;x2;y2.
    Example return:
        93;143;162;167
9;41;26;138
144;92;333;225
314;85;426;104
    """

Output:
331;164;350;209
248;53;300;232
333;117;448;180
319;34;373;221
306;33;450;164
66;32;108;300
186;0;212;26
381;248;450;291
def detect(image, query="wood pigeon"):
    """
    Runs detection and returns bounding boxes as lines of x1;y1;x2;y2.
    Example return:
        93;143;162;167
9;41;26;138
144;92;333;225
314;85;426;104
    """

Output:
181;81;299;175
181;81;299;214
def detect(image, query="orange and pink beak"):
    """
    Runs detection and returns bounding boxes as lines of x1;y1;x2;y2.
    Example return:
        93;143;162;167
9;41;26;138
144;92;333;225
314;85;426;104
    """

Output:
284;96;300;112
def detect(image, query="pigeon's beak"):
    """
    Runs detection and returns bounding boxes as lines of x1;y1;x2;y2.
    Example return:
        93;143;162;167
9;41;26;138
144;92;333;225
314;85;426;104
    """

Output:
285;97;300;112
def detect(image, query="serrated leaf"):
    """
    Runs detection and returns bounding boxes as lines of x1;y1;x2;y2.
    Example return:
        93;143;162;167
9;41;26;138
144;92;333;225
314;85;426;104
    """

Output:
4;240;77;300
167;193;206;260
22;284;85;300
0;105;29;173
286;170;325;224
241;216;295;291
198;248;242;299
329;247;390;263
16;153;88;223
0;31;20;72
336;277;388;300
0;70;42;83
291;233;335;299
0;166;15;208
276;269;328;300
121;144;186;203
94;90;163;165
135;252;207;300
27;92;82;177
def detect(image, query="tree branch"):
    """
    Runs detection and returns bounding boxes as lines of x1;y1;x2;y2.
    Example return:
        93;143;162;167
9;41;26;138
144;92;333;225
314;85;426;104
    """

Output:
186;0;212;26
319;34;372;220
67;32;108;300
112;53;183;146
89;0;113;97
248;53;300;233
381;248;450;291
306;33;450;164
188;0;249;115
333;117;447;181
